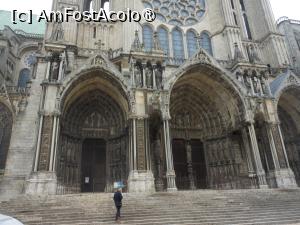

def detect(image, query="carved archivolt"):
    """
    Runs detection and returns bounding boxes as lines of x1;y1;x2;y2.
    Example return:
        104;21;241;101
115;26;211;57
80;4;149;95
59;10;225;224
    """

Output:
0;102;13;170
57;86;128;193
169;70;245;139
277;87;300;184
271;72;300;103
164;48;245;98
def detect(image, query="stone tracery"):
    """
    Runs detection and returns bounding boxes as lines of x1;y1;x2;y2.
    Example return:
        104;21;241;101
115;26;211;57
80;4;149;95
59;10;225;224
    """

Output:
143;0;206;26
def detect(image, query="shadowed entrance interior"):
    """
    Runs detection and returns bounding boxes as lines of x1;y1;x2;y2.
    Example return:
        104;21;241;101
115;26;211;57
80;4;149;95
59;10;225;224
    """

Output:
172;139;207;190
81;139;106;192
278;87;300;186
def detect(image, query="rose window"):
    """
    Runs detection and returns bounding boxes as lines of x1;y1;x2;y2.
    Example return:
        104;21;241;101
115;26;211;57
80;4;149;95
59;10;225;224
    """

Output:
143;0;206;26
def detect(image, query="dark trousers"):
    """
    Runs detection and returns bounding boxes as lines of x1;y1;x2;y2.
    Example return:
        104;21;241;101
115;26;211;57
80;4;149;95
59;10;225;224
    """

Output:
115;206;121;220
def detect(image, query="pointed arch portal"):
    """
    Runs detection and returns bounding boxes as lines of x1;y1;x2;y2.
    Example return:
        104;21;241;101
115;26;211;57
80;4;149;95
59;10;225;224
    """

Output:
57;71;129;193
277;87;300;186
169;65;251;189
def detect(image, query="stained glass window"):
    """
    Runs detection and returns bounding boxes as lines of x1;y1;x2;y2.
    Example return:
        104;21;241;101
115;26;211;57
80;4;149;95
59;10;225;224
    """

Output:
158;27;169;55
187;30;197;57
143;25;154;52
18;69;30;88
200;32;213;56
172;28;184;59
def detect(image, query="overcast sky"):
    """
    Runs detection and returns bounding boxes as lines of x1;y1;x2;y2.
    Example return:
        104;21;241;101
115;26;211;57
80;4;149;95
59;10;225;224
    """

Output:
1;0;299;21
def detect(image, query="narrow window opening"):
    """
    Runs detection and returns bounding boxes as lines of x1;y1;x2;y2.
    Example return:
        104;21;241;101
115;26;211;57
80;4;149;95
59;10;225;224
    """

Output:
239;0;246;11
243;14;252;40
233;12;238;25
231;0;235;9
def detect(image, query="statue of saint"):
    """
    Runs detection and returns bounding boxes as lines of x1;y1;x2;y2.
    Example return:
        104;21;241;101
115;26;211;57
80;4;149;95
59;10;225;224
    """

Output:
252;76;259;94
135;65;142;87
184;111;191;127
51;20;64;41
155;66;163;89
145;66;153;88
50;60;60;80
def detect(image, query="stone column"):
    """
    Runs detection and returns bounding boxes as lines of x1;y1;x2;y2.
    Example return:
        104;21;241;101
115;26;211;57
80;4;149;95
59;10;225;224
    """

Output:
241;128;256;177
26;112;58;195
265;121;297;188
265;122;281;170
163;119;177;191
52;117;60;172
247;122;268;188
37;114;55;171
34;114;44;172
186;141;196;190
127;117;155;193
49;114;60;172
130;60;136;88
128;118;137;171
136;118;147;171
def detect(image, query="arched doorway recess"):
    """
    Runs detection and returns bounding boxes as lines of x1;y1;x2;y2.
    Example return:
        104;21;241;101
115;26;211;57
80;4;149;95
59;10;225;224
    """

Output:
57;71;129;193
169;66;252;189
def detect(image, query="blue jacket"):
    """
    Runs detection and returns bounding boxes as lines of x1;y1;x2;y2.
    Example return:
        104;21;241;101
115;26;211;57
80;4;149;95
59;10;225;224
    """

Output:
114;191;123;207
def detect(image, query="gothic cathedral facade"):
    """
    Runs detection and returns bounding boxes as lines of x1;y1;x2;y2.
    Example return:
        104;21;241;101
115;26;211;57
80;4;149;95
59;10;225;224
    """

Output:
1;0;300;197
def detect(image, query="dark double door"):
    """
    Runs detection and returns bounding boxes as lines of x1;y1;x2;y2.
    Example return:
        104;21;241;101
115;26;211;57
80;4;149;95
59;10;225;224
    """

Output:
81;139;106;192
172;139;207;189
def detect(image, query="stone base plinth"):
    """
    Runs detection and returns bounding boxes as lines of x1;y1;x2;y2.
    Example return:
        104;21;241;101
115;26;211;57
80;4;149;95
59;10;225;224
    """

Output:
268;169;298;189
127;170;155;193
25;172;57;195
0;175;26;200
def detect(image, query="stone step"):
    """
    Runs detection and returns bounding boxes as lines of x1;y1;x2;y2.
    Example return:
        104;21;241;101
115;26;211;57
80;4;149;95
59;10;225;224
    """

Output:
1;189;300;225
4;201;300;214
11;207;300;225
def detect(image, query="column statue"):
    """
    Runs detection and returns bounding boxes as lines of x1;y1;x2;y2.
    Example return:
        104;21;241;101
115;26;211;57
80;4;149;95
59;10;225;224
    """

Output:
145;66;153;88
135;64;143;88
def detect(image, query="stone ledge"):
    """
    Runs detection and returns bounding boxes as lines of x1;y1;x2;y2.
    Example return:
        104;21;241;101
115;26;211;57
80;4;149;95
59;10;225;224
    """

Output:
25;172;57;195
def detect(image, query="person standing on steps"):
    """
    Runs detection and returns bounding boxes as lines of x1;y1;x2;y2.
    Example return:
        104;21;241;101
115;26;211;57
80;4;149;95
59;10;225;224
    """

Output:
113;188;123;223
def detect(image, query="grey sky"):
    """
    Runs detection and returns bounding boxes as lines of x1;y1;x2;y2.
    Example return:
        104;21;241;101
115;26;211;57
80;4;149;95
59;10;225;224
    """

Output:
0;0;299;21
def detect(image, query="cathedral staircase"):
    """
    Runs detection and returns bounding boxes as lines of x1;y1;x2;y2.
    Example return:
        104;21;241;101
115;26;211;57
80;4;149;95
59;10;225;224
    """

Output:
1;189;300;225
